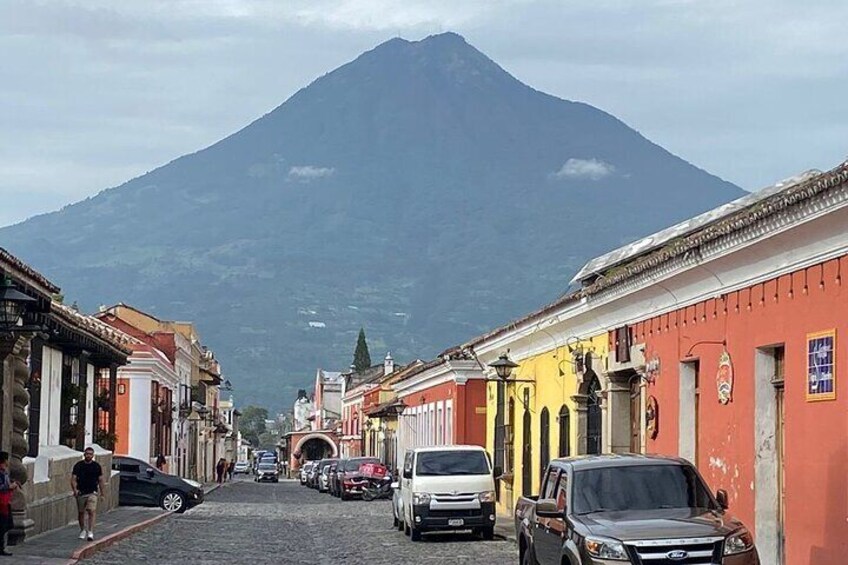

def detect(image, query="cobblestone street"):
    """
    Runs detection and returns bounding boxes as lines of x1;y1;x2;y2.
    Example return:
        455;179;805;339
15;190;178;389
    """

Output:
81;479;517;565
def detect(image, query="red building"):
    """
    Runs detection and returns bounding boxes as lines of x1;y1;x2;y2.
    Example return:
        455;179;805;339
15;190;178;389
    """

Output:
585;162;848;564
394;351;488;467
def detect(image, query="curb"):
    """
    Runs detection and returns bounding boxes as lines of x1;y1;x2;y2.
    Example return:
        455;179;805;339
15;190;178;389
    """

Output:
69;511;173;561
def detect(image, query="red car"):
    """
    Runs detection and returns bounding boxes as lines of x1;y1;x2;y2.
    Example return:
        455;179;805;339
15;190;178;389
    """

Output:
338;457;380;501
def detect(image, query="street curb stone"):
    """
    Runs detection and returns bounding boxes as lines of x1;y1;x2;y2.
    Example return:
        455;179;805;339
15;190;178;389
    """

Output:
69;510;172;561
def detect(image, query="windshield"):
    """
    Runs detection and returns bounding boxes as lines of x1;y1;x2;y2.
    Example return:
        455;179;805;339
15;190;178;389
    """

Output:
572;464;717;515
258;464;277;471
343;458;379;471
415;450;490;476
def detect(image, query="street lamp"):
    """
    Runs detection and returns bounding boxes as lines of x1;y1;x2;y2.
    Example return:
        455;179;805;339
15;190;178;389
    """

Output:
488;353;520;381
221;379;233;391
0;276;37;332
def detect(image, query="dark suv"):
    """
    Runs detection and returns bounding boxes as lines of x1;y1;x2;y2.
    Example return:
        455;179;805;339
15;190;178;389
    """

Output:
112;456;204;513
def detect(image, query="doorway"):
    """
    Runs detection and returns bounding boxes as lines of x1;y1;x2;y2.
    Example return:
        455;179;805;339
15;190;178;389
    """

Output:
629;377;642;453
540;408;550;478
774;348;786;565
558;406;570;457
586;374;602;455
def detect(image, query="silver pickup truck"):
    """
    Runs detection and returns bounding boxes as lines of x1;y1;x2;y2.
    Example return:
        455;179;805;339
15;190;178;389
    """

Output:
515;455;760;565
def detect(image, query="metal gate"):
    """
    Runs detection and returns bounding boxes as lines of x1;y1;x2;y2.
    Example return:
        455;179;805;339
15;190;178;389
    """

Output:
587;375;602;455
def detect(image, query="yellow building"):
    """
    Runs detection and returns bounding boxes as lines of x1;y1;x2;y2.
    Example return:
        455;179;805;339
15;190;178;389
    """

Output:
480;334;609;516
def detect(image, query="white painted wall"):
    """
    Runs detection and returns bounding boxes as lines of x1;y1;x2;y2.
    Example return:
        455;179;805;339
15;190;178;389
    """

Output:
128;377;152;461
84;364;95;447
39;346;63;447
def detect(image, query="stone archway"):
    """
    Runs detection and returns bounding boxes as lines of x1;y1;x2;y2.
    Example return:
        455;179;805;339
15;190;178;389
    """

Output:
293;432;338;461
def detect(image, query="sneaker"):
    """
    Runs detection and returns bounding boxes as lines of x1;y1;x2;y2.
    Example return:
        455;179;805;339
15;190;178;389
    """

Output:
79;530;87;540
87;532;94;541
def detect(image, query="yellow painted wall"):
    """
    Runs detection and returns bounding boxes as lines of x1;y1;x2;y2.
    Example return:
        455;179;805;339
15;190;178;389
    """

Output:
487;333;609;516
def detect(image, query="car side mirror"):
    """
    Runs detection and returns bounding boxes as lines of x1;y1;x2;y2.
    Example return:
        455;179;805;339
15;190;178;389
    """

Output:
493;466;503;478
716;489;729;510
536;499;562;518
146;468;155;478
402;469;412;479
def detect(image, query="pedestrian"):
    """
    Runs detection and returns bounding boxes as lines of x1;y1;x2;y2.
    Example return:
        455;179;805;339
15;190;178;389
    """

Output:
71;447;105;542
215;458;226;484
0;451;20;557
226;460;234;481
156;453;167;472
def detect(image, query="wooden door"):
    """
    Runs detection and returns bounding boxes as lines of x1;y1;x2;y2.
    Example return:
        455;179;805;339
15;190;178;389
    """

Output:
630;378;641;453
776;383;785;564
522;409;533;495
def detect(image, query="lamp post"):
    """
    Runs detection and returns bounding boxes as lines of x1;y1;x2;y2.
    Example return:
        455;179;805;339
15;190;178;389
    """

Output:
487;352;527;484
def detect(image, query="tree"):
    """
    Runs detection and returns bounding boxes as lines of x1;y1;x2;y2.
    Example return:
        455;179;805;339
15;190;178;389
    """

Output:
240;405;269;447
353;327;372;371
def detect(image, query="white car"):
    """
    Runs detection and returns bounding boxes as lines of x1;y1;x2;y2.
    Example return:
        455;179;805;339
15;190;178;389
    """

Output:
400;445;496;542
233;461;250;475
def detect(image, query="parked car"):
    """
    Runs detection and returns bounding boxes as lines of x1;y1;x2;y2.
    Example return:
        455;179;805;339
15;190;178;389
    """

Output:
338;456;380;500
300;462;314;486
233;461;250;475
326;462;339;495
307;462;322;488
254;461;280;483
399;446;495;541
112;456;204;513
317;458;339;492
392;479;404;531
516;455;760;565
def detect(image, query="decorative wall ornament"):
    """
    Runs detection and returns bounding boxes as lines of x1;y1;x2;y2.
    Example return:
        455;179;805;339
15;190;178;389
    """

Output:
645;396;659;439
807;330;836;401
716;350;734;404
645;354;661;383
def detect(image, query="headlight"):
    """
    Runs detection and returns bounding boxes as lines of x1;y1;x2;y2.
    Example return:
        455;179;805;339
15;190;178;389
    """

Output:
585;536;628;560
725;529;755;555
478;491;496;503
413;492;432;505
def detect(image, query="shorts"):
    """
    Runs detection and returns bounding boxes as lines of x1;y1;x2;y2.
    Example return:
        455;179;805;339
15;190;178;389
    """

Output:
77;493;98;513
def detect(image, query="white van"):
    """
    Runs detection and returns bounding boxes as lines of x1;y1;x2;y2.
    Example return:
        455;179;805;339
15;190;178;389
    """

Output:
399;445;497;541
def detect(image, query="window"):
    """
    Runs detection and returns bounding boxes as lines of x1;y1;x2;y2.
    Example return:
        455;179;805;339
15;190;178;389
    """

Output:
415;450;490;476
807;330;836;401
572;464;716;515
445;401;453;445
119;463;141;474
542;468;560;500
436;403;443;445
558;406;571;457
555;471;568;512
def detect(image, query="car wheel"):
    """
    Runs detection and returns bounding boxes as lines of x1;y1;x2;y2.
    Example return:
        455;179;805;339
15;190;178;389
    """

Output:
340;489;349;501
161;491;187;513
410;525;422;542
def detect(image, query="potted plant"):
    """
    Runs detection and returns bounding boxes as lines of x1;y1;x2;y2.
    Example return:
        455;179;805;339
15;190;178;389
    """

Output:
95;428;118;450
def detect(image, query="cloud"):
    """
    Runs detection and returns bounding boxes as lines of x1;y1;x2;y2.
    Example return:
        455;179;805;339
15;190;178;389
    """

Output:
288;165;335;180
552;158;615;181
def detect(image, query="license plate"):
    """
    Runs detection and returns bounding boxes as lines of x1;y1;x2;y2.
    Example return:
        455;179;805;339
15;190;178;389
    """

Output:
448;519;464;527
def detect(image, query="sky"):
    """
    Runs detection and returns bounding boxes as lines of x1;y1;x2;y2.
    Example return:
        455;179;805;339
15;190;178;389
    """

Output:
2;0;847;228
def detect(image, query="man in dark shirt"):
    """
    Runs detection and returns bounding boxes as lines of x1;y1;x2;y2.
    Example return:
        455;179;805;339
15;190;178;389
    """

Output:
71;447;105;541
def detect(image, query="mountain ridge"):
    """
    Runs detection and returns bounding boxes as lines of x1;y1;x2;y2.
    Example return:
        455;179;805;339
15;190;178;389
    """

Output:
0;33;743;410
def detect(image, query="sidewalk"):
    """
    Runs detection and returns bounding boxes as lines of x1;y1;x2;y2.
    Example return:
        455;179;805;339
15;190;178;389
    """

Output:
11;506;169;564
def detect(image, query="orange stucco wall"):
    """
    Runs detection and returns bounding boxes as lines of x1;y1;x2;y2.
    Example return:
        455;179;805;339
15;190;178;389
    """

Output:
114;378;131;455
402;378;488;447
631;256;848;564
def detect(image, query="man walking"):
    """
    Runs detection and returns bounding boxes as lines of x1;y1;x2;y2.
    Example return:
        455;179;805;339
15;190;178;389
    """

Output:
71;447;105;541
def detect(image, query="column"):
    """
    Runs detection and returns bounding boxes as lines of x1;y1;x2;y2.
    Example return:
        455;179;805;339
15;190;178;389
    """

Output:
606;372;632;454
1;332;36;543
570;393;588;455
